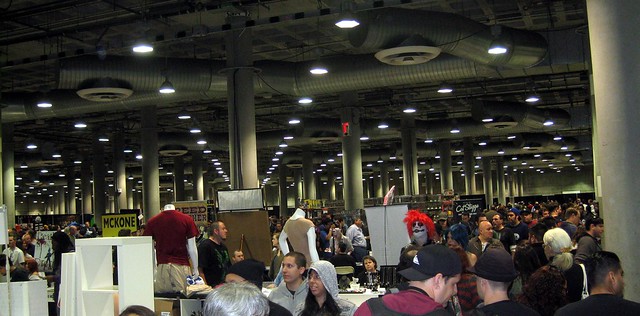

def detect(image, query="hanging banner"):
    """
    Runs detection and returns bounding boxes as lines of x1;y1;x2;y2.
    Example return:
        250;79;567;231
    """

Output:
102;213;138;237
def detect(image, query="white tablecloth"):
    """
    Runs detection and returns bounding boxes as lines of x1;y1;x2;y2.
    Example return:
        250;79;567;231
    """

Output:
339;289;383;306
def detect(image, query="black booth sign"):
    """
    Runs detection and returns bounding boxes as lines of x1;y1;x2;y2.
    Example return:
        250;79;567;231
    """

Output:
453;199;483;218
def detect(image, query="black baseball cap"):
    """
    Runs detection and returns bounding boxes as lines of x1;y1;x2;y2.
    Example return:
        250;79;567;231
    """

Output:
399;245;462;281
468;248;518;282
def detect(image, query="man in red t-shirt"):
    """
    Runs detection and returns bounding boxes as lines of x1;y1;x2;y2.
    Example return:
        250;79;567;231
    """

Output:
144;203;200;293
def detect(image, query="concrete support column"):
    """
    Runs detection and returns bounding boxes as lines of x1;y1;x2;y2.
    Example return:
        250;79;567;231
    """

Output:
66;165;77;214
126;178;134;208
225;16;258;190
81;157;92;214
587;5;639;295
426;172;434;195
133;186;141;210
327;166;336;201
302;148;316;199
508;169;516;203
192;151;204;200
439;140;453;192
496;158;505;205
482;157;494;209
2;123;16;225
373;174;382;197
173;156;185;201
294;170;302;204
57;188;65;214
141;105;160;218
380;163;389;194
517;172;524;197
340;94;364;211
278;163;288;217
92;139;107;227
401;117;419;196
463;138;476;195
113;131;127;211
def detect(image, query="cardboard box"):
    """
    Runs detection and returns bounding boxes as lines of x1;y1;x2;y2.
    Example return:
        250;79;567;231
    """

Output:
154;298;178;316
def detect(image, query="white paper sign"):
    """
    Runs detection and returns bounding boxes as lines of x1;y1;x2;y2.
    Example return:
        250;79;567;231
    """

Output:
365;205;411;266
0;205;7;244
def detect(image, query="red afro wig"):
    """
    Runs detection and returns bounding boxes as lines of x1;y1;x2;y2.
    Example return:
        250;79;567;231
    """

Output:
403;210;436;239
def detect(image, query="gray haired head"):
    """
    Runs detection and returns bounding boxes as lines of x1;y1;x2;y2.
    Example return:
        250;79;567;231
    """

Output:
203;282;269;316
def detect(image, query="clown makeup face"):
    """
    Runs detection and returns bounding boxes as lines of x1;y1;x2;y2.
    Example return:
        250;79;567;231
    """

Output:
412;221;427;239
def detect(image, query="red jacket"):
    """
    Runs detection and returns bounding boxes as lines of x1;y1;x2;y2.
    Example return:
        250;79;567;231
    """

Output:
355;287;445;316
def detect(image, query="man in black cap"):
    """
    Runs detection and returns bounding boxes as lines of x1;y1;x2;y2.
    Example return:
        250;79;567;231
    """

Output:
224;259;293;316
355;244;462;315
469;248;540;315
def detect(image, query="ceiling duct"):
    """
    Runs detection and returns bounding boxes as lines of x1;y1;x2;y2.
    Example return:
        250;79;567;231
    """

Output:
350;8;548;68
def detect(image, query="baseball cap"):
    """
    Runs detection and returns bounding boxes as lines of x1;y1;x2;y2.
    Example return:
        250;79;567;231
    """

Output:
227;259;266;288
398;245;462;281
468;248;518;282
509;207;521;216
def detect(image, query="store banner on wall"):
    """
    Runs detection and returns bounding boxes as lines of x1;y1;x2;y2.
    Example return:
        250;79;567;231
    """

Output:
174;200;209;225
453;199;484;219
34;231;55;273
102;214;138;237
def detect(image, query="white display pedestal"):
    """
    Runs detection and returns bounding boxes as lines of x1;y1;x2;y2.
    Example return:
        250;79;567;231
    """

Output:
60;237;154;316
0;280;48;315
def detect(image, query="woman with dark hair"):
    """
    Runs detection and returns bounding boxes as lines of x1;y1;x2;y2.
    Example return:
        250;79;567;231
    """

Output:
447;223;477;267
295;260;356;316
47;231;75;309
356;255;379;287
517;265;568;316
510;243;543;298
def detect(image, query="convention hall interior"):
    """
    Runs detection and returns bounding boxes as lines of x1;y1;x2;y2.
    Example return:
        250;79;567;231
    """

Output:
1;0;638;301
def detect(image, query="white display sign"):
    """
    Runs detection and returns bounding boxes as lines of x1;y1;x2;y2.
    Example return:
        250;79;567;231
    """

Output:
0;205;7;245
365;205;411;266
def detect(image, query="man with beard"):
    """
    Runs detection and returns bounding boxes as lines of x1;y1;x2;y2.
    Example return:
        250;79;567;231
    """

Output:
198;220;231;286
491;212;517;253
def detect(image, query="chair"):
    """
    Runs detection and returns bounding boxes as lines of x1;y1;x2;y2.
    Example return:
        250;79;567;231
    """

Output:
335;266;355;290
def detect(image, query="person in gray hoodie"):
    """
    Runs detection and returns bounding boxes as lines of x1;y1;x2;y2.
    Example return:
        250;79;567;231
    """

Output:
295;260;356;316
268;251;309;314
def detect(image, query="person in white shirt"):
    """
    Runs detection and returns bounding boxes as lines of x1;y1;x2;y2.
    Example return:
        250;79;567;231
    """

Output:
2;235;26;270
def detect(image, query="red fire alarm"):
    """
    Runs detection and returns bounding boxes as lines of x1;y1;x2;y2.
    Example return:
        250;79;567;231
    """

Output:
342;122;350;136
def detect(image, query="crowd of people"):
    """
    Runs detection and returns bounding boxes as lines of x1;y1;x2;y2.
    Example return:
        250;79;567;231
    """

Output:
4;198;639;316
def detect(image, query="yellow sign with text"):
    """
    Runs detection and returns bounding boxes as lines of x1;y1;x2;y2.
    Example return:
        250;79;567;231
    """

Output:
102;214;138;237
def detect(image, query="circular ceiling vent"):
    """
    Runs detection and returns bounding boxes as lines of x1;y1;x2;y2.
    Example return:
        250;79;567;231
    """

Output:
33;159;64;167
484;121;518;129
77;87;133;102
314;137;339;144
76;77;134;102
159;145;188;157
286;161;303;169
374;46;441;66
